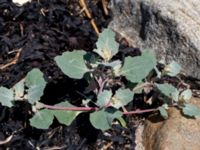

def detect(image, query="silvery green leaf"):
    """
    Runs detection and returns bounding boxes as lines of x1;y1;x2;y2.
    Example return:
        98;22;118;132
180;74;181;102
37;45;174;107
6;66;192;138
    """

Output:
101;60;121;68
111;88;134;109
96;90;112;107
106;108;123;125
25;69;46;87
121;50;156;83
162;104;169;109
158;106;168;119
94;29;119;61
117;117;126;127
156;83;177;98
101;60;122;76
52;102;82;126
164;61;181;77
25;69;47;104
182;104;200;119
55;50;89;79
90;108;123;131
27;86;45;104
30;109;54;129
113;64;122;76
13;79;25;100
171;89;180;102
0;87;14;107
97;60;122;76
179;89;192;102
90;109;111;131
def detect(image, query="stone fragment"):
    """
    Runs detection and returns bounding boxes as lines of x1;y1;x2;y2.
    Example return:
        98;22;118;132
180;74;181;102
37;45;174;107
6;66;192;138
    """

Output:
143;98;200;150
109;0;200;79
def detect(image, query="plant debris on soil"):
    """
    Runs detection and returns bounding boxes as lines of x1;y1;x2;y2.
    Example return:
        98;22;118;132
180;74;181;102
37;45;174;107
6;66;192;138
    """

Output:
1;0;200;150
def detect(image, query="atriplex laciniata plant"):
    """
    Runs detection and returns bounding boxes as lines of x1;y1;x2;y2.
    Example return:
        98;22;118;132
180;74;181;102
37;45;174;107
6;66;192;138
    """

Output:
0;29;198;130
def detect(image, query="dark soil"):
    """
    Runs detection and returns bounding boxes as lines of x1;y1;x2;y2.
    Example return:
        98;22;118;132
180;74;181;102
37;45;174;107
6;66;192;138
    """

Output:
0;0;142;149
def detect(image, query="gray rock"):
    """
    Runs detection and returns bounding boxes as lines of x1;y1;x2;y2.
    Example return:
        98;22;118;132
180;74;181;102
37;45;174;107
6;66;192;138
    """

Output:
109;0;200;79
142;98;200;150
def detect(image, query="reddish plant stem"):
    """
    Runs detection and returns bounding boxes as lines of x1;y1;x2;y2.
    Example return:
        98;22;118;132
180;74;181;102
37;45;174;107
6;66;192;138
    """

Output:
43;104;99;111
98;78;109;94
122;108;158;115
95;77;109;95
42;104;158;115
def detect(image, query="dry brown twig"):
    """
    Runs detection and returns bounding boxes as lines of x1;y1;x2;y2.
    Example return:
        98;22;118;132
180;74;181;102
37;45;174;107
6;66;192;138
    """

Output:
102;0;109;15
79;0;100;35
0;134;13;145
0;48;22;70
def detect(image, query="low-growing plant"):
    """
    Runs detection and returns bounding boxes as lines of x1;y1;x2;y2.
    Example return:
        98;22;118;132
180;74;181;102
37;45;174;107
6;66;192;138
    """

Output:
0;28;198;131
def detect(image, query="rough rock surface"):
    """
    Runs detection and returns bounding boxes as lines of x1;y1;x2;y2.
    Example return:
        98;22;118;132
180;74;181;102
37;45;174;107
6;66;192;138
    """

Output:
109;0;200;79
142;98;200;150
